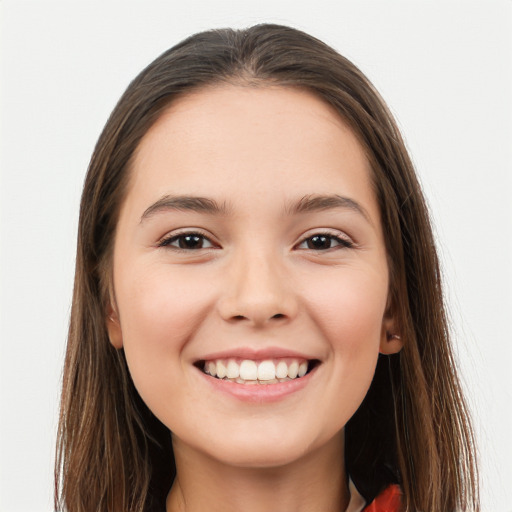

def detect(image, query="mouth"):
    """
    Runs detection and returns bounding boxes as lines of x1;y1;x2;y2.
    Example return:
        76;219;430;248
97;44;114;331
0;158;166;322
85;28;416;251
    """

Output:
195;357;321;385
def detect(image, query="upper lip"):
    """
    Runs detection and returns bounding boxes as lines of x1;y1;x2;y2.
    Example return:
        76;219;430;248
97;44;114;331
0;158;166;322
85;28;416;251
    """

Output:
197;346;319;362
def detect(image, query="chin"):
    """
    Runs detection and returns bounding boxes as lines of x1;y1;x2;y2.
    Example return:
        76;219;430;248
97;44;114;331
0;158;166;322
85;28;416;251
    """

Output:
190;424;330;470
211;443;310;469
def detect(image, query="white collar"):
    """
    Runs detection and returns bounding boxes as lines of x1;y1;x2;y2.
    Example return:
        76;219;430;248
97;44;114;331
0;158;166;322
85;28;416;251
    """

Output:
345;478;366;512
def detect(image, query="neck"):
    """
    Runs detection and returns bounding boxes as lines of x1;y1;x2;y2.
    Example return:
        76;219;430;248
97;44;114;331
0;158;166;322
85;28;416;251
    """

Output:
166;432;349;512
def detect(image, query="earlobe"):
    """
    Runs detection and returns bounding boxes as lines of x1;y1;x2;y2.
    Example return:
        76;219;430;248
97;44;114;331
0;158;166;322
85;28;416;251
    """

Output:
106;305;123;349
380;329;404;354
380;300;403;354
380;312;404;354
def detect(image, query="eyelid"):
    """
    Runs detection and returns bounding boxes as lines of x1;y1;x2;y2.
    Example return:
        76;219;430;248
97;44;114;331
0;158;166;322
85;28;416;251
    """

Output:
157;228;218;250
294;229;355;250
155;227;354;251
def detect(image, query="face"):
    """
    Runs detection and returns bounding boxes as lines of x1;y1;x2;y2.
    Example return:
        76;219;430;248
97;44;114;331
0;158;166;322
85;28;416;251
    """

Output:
107;85;401;469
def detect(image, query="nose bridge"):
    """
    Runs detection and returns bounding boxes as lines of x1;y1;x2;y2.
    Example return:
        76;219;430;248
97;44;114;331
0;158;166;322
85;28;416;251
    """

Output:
219;243;296;325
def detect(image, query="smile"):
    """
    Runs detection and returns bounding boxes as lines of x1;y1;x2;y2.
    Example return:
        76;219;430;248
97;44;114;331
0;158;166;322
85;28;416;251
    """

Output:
199;358;319;385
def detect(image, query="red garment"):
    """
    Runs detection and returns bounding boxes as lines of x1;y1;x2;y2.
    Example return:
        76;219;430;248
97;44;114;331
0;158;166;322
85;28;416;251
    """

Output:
362;484;402;512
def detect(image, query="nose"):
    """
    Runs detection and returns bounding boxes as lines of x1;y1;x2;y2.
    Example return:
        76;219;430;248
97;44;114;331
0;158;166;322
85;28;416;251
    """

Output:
217;249;298;327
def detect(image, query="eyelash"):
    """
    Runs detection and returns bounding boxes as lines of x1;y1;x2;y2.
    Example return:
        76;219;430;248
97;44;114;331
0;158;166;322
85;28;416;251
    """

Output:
157;231;354;252
158;231;216;251
295;232;354;251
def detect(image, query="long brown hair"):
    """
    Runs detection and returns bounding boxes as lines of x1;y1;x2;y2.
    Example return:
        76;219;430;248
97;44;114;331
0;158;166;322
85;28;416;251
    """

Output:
55;24;479;512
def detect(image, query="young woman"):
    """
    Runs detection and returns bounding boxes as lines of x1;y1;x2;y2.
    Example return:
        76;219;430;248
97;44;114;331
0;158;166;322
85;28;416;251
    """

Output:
55;24;479;512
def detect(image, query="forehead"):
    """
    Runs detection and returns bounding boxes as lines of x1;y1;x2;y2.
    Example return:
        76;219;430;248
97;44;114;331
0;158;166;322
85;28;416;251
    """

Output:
126;84;378;221
135;85;365;167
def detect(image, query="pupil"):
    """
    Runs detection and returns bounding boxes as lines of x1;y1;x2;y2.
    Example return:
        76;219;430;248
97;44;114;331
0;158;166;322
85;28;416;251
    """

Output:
180;235;202;249
308;235;331;250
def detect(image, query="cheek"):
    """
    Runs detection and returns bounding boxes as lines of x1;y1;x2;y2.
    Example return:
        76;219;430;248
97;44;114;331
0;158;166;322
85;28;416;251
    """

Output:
117;266;213;343
113;268;213;407
305;266;388;345
304;267;387;411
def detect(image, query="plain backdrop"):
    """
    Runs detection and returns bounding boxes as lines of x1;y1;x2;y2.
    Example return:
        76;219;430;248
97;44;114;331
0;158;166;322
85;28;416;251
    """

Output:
1;1;511;511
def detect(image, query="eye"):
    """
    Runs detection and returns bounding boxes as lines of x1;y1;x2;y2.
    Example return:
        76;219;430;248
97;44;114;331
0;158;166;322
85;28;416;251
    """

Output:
296;233;353;251
158;232;215;250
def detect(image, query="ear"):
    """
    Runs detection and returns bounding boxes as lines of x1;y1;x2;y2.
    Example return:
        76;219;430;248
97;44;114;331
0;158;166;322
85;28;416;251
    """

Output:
106;303;123;349
379;302;403;355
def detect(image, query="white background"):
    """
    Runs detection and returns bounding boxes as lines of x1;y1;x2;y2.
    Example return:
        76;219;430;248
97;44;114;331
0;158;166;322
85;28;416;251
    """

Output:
1;1;511;511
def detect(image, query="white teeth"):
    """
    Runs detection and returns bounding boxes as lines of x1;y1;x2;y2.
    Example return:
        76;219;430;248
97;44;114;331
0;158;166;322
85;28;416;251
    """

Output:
257;360;276;381
287;361;299;379
276;361;288;379
216;360;227;379
207;361;216;377
239;360;258;380
202;357;314;384
226;360;240;379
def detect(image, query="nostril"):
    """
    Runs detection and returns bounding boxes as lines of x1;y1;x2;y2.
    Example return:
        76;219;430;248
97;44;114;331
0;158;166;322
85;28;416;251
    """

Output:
272;313;285;319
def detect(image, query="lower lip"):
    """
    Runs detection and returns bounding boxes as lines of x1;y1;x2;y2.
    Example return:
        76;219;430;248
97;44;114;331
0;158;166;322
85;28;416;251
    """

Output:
197;366;318;403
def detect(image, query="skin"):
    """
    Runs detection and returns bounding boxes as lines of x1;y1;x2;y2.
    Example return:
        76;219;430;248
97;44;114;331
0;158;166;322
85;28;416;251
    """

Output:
107;85;403;512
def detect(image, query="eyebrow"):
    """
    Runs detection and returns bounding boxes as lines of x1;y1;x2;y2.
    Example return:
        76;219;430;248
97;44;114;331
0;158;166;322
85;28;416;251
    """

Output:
140;193;370;223
286;194;371;222
140;195;230;222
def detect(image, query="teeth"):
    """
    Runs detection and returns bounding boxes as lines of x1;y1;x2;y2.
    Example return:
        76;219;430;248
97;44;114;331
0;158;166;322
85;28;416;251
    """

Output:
226;360;240;379
216;360;227;379
257;360;276;380
239;360;258;380
207;361;216;376
202;357;314;384
276;361;288;379
287;361;299;379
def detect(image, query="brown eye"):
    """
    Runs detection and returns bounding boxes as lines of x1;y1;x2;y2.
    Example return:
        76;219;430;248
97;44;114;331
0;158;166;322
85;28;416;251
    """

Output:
307;235;333;250
297;234;353;251
159;233;214;250
178;235;204;249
